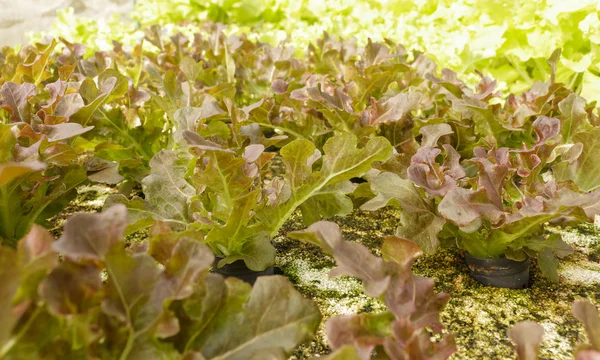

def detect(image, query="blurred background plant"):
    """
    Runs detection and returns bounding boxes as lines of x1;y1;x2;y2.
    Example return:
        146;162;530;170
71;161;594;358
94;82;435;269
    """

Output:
21;0;600;101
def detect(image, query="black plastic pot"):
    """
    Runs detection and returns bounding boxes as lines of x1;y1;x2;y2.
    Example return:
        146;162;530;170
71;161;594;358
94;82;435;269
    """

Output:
464;253;530;289
213;257;274;284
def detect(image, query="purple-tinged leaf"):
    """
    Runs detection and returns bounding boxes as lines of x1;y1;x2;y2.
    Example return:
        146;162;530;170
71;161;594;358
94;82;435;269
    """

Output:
385;275;450;332
438;188;505;227
102;248;160;323
17;224;57;269
362;92;421;126
532;116;561;146
39;262;101;315
381;236;423;270
325;313;392;360
0;248;21;348
573;300;600;351
289;221;392;297
362;172;445;254
442;144;466;180
243;144;265;163
0;82;37;123
470;147;510;209
576;350;600;360
184;131;234;153
52;204;128;261
54;93;85;120
420;124;453;148
159;237;214;300
271;79;288;94
408;146;465;197
42;79;65;109
41;123;94;142
507;321;544;360
384;319;456;360
194;276;321;360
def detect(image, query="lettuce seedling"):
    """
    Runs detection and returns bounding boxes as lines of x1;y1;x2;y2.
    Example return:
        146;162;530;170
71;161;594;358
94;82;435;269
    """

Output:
289;221;456;360
0;205;321;359
108;130;392;271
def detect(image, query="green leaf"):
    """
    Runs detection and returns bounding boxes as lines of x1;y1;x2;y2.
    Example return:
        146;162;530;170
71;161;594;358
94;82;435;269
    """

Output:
299;182;356;226
537;247;560;283
180;56;202;82
318;346;361;360
190;276;321;359
553;127;600;191
362;172;445;254
0;125;16;162
257;133;393;235
0;248;21;349
0;161;46;186
218;232;275;272
70;69;128;126
558;93;591;142
15;39;58;85
142;150;195;226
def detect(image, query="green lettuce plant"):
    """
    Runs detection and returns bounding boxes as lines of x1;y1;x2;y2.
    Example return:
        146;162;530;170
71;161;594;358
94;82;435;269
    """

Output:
38;1;600;101
0;205;321;359
107;129;392;271
289;221;456;360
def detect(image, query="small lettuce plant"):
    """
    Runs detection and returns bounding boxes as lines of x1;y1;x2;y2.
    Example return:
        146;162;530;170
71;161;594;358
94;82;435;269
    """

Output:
290;221;456;360
0;205;321;359
0;40;127;246
107;102;393;271
362;120;600;281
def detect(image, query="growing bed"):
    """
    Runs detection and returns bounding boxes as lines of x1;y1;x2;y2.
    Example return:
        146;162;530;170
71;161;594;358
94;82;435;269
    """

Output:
45;177;600;359
2;2;600;359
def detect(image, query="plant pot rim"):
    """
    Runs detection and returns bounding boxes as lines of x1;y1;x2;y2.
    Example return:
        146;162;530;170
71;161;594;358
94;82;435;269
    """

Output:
464;252;530;289
464;252;530;262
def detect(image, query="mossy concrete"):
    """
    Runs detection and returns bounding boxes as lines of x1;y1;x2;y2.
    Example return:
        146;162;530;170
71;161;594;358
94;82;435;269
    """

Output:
50;185;600;360
277;208;600;360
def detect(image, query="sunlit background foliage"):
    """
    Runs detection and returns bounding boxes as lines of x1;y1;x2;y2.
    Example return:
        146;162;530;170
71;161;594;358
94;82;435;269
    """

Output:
34;0;600;100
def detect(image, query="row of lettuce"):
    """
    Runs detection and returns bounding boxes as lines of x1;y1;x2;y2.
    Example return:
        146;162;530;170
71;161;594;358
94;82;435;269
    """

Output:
39;0;600;101
1;23;600;358
2;203;598;359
